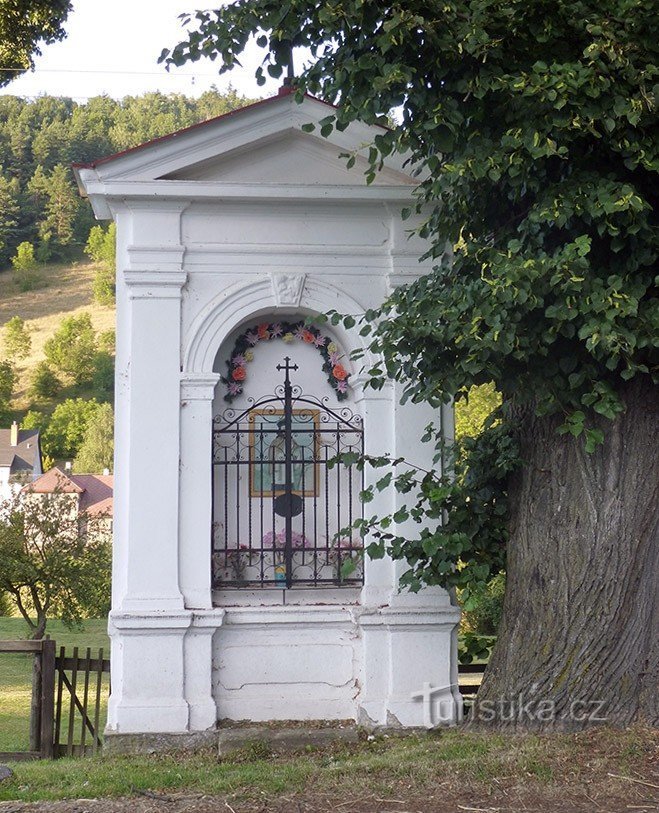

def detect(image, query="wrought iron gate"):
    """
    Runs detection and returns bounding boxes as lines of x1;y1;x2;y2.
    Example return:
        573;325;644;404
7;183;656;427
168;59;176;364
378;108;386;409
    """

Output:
212;357;364;588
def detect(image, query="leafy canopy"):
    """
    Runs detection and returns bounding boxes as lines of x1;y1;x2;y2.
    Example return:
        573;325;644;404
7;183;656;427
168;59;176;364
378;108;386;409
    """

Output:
0;481;111;638
0;0;71;87
163;0;657;428
163;1;658;598
74;402;114;474
44;312;97;386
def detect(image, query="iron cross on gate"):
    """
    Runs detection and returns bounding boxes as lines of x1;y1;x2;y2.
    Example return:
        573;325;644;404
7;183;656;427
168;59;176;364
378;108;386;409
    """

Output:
273;357;300;521
273;357;302;587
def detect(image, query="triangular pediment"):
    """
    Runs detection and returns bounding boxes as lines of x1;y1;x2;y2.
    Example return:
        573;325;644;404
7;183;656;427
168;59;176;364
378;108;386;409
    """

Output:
74;91;419;216
159;130;414;186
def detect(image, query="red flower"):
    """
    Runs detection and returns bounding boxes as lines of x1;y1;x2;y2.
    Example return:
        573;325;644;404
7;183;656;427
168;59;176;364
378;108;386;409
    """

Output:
301;329;315;344
232;366;247;381
332;364;348;381
257;323;270;339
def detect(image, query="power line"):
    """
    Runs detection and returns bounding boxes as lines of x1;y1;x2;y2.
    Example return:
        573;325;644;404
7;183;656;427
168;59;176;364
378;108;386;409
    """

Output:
0;67;222;76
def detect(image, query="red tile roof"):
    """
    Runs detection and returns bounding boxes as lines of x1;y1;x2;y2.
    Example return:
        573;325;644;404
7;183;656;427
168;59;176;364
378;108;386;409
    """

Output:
26;467;113;516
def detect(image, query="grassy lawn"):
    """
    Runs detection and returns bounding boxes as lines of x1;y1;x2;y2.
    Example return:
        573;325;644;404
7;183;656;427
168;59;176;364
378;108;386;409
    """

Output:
0;617;109;753
0;726;655;810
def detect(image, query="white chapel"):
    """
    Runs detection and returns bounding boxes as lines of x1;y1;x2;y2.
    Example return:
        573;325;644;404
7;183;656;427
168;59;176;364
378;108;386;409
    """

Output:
74;87;461;744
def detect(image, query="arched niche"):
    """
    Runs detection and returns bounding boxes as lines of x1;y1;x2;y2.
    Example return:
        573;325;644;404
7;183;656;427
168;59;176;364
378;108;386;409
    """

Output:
209;309;365;601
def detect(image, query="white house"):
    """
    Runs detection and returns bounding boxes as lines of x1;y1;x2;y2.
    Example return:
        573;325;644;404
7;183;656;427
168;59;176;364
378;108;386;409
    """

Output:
74;87;461;746
0;421;42;501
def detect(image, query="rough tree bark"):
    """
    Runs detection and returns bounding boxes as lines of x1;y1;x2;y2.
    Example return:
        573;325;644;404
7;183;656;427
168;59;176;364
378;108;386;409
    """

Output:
473;377;658;729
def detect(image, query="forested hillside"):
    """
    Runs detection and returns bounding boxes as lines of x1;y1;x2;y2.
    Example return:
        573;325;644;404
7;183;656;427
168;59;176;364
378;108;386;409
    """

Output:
0;89;254;472
0;88;252;268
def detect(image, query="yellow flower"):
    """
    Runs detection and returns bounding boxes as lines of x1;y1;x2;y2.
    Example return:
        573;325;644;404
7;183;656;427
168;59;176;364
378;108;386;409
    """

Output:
327;342;338;353
283;333;295;343
244;349;254;362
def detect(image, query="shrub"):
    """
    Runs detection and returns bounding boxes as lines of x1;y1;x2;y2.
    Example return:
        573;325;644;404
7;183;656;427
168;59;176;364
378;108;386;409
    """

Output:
21;409;46;431
85;223;116;266
92;266;116;306
86;224;116;306
0;360;15;403
92;351;114;402
2;316;31;361
41;397;100;460
44;312;97;385
29;361;62;399
462;573;506;637
98;329;115;354
74;402;114;473
11;242;42;292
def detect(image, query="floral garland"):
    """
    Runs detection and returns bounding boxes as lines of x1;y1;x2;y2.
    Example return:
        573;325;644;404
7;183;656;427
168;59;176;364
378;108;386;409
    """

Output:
222;320;350;402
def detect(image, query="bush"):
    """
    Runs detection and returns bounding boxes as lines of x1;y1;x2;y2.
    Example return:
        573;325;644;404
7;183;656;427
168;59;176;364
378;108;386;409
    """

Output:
41;397;100;460
461;572;506;637
74;402;114;473
21;409;45;430
98;329;115;354
92;266;116;306
0;360;15;403
44;312;97;385
85;223;116;266
29;361;62;399
92;351;114;401
11;242;42;292
2;316;31;361
86;224;116;306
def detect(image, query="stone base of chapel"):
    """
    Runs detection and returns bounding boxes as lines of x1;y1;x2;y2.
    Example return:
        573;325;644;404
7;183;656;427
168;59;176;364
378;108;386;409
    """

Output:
106;597;462;741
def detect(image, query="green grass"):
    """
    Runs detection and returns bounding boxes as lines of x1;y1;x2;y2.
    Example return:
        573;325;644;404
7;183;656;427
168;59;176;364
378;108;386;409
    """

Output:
0;617;109;753
0;726;655;805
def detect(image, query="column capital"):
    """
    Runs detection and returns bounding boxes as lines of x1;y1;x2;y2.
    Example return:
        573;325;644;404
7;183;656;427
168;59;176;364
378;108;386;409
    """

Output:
180;372;221;402
123;269;187;300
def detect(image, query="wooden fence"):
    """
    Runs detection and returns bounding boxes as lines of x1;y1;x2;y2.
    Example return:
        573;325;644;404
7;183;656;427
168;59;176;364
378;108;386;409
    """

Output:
0;639;110;761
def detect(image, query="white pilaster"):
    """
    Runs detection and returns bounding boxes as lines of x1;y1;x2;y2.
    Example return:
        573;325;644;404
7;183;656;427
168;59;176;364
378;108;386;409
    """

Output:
119;267;187;611
358;381;396;608
179;373;220;609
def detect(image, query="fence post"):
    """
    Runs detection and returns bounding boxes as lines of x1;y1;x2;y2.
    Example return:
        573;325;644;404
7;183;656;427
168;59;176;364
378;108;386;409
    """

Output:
29;642;43;752
40;639;56;758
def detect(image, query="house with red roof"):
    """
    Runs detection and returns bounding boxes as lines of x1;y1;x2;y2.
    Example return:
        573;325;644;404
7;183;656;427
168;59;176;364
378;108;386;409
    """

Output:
23;467;113;539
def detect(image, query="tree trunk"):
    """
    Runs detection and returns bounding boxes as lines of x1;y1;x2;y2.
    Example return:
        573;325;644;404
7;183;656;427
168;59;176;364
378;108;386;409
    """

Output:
473;376;658;729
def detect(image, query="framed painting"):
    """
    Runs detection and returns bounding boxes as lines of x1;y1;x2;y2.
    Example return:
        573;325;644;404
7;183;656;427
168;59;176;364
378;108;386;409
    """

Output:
248;408;319;497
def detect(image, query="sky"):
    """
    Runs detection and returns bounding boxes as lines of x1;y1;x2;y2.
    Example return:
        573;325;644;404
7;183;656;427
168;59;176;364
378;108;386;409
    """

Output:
0;0;280;102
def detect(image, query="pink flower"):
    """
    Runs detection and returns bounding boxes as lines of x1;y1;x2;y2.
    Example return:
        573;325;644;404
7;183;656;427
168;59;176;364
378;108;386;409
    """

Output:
313;335;326;347
329;351;341;365
232;354;246;367
246;331;259;346
270;323;283;338
294;326;307;340
228;382;243;396
336;380;348;394
262;531;276;548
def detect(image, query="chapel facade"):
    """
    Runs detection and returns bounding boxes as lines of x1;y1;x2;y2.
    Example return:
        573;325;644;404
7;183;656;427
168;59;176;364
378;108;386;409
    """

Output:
74;88;461;742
